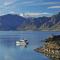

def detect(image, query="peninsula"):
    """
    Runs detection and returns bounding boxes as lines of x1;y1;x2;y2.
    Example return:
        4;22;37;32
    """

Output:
34;35;60;60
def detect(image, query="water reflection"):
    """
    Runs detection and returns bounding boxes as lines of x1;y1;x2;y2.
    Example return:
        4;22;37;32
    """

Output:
16;43;28;48
0;39;28;48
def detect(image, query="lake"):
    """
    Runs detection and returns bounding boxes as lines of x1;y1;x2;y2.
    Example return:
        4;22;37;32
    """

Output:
0;31;60;60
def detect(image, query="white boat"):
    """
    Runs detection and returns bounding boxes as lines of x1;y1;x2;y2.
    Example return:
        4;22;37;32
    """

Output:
16;40;28;46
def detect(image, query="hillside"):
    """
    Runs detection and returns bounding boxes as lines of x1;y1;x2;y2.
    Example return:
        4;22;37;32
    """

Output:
34;35;60;60
0;12;60;31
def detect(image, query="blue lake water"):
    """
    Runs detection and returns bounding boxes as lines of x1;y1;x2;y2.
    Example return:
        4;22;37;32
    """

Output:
0;31;60;60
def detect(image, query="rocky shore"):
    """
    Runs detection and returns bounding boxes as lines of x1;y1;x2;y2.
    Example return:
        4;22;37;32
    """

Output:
34;35;60;60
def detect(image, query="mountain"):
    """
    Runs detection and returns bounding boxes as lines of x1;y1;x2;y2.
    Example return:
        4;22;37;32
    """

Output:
0;14;26;30
38;12;60;31
0;12;60;31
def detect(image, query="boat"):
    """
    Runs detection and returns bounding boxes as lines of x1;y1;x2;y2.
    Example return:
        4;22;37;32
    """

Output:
16;40;28;46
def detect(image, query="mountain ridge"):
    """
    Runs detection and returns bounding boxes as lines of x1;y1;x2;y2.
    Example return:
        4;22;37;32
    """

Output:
0;12;60;31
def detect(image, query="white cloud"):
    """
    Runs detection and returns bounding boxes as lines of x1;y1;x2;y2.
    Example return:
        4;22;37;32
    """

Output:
21;1;34;4
19;12;51;17
20;13;24;16
9;11;16;14
40;12;50;15
4;1;14;6
3;0;34;7
41;2;60;5
26;2;60;6
3;0;16;6
3;0;60;7
17;1;34;6
48;6;60;9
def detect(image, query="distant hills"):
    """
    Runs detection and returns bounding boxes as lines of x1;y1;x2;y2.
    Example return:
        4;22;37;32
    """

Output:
0;12;60;31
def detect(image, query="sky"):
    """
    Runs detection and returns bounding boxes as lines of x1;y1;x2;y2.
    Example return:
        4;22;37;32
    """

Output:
0;0;60;16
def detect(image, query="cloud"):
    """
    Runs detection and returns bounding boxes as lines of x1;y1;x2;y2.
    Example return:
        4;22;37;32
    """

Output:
26;2;60;6
3;0;17;6
9;11;16;14
40;12;50;15
48;6;60;9
41;2;60;5
19;12;51;17
3;0;60;7
16;1;34;7
4;1;14;6
3;0;34;8
20;1;34;5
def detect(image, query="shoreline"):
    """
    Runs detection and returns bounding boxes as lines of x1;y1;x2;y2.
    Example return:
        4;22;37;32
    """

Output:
34;35;60;60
